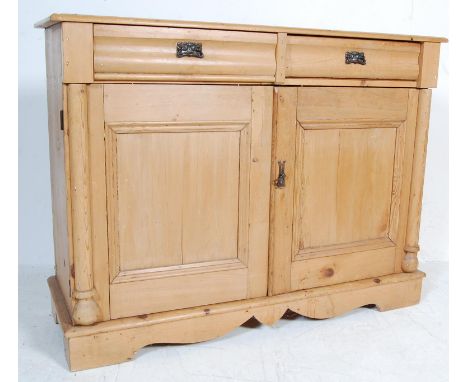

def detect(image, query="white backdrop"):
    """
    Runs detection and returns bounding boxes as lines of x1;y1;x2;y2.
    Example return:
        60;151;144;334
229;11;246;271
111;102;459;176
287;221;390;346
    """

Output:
18;0;448;266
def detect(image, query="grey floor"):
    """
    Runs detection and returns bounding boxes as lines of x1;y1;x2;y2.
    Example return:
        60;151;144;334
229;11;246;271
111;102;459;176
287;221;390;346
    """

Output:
19;261;448;382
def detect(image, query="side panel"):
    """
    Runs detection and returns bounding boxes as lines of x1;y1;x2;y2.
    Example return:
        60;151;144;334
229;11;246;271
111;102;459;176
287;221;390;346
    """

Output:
45;23;73;314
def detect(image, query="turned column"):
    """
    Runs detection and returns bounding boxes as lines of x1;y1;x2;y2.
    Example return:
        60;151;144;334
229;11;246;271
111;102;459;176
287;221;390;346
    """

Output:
67;84;102;324
403;89;432;272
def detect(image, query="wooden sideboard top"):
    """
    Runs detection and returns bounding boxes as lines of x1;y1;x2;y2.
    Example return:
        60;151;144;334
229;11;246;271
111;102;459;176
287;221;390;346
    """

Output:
35;13;447;43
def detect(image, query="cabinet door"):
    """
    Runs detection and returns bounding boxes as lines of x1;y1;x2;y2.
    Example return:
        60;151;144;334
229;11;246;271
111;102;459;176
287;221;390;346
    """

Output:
102;84;272;318
269;87;418;295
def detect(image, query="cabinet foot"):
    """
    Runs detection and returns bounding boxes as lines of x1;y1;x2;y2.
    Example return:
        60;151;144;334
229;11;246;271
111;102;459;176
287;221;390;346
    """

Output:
48;271;424;371
51;297;58;324
402;246;420;272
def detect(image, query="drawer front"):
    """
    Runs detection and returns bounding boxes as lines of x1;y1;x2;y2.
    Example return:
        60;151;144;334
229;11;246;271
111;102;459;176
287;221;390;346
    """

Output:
94;25;277;82
285;36;420;80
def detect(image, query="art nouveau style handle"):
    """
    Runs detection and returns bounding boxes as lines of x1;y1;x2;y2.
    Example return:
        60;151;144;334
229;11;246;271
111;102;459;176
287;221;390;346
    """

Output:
176;42;204;58
345;51;366;65
275;160;286;188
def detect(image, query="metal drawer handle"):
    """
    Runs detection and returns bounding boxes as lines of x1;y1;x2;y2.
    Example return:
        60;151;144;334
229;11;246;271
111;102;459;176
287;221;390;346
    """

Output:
275;161;286;188
176;42;204;58
345;51;366;65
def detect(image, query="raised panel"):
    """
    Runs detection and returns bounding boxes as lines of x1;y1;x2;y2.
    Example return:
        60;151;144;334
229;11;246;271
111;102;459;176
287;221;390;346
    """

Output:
293;127;396;253
107;124;244;272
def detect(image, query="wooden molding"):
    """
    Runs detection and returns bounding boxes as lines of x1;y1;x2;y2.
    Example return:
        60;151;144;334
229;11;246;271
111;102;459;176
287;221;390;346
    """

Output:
105;121;249;134
67;84;102;324
35;14;447;43
392;89;419;273
282;78;417;87
86;84;111;321
403;89;432;272
294;237;395;261
113;259;246;284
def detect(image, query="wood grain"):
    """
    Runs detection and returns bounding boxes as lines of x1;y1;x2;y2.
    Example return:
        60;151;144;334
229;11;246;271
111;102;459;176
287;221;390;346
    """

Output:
393;90;419;272
268;87;298;295
295;237;395;260
103;85;271;317
247;87;273;298
94;73;275;83
45;23;73;315
110;268;249;319
104;84;252;122
48;270;425;370
275;33;287;83
35;13;447;43
286;36;420;80
67;84;102;325
297;87;409;122
94;24;276;82
39;15;442;372
109;127;241;270
282;78;418;88
291;247;395;289
403;90;432;272
292;127;396;250
269;87;417;294
87;85;110;320
417;43;441;88
62;22;93;83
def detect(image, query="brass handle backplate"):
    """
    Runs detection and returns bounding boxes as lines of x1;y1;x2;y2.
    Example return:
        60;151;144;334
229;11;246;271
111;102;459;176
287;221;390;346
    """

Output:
176;42;204;58
345;51;366;65
275;161;286;188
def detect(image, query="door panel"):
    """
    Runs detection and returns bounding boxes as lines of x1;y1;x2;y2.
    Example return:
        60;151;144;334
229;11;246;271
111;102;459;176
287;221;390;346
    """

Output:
114;129;241;271
104;84;272;318
293;127;396;253
269;87;418;295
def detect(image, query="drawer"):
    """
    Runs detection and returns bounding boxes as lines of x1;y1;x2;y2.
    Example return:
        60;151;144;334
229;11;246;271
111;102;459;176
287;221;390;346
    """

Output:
285;36;420;80
94;24;277;82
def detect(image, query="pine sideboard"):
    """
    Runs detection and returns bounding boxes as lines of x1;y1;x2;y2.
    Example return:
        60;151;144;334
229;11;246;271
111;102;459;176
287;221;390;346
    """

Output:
36;14;446;371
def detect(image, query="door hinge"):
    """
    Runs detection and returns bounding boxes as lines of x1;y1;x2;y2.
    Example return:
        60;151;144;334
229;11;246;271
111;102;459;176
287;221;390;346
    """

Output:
60;110;64;131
